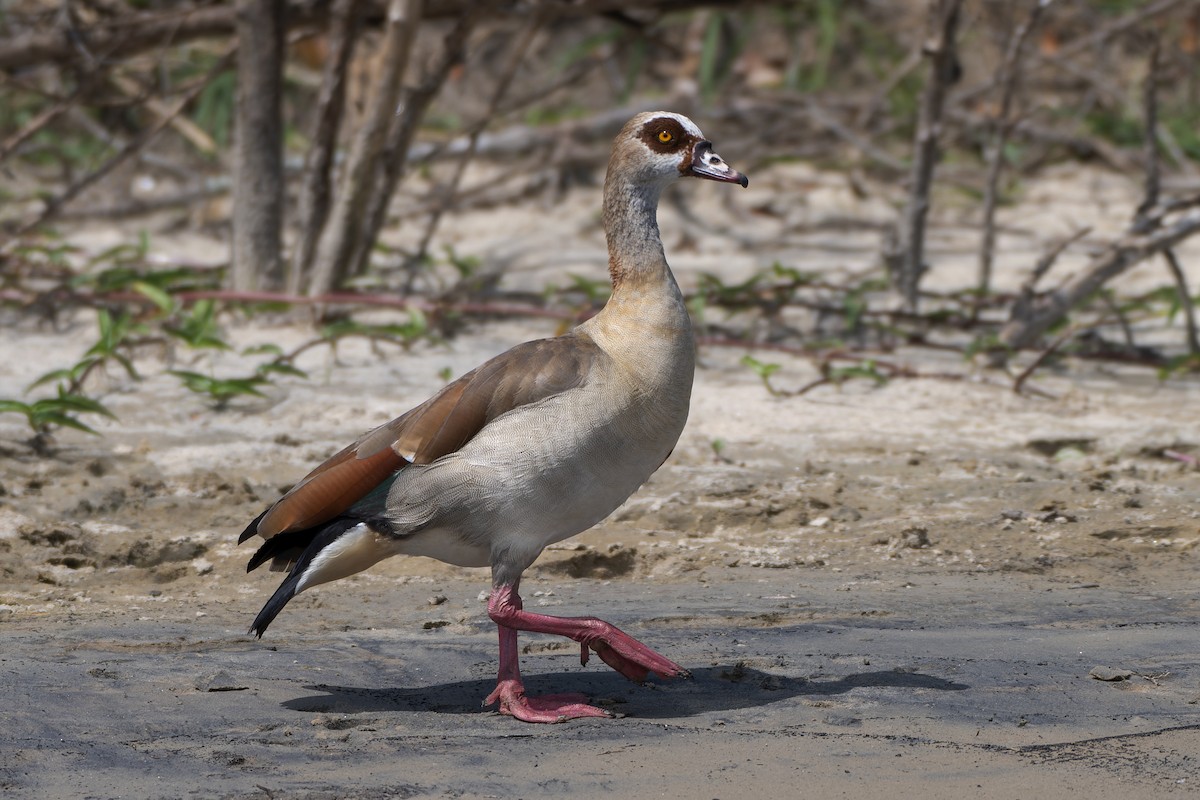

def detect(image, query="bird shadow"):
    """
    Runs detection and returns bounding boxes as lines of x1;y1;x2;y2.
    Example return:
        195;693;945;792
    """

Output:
283;665;968;720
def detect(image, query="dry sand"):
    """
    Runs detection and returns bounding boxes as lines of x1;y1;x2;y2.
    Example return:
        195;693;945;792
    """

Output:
2;161;1199;798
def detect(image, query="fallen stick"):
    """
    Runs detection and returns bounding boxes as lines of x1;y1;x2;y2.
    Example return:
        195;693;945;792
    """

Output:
998;202;1200;352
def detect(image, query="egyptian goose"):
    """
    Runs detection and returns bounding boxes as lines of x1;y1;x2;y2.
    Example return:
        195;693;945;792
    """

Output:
239;111;747;723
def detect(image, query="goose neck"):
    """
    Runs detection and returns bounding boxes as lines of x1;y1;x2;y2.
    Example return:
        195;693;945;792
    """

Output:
603;175;669;288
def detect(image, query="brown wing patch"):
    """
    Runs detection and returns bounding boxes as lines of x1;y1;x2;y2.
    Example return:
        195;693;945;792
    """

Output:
245;333;604;541
363;333;602;467
256;443;406;539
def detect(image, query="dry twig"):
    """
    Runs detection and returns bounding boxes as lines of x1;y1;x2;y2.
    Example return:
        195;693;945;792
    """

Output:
307;0;424;296
0;76;99;164
347;8;480;287
1138;39;1200;357
883;0;963;313
409;13;546;278
288;0;363;294
15;46;237;234
998;201;1200;353
0;0;770;72
977;0;1050;302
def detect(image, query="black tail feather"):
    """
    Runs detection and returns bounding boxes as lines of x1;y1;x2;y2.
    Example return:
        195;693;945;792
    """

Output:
238;509;270;545
247;525;319;573
246;517;363;638
249;570;302;638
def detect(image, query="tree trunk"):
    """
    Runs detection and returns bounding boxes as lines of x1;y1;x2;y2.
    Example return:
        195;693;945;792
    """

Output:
231;0;286;292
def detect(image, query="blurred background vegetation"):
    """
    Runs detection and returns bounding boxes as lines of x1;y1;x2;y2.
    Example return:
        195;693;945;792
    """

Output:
1;0;1199;448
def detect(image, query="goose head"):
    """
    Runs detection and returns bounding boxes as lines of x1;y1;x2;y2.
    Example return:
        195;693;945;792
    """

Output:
609;111;748;191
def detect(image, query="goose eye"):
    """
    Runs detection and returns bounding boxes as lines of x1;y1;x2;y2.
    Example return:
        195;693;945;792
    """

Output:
657;130;674;144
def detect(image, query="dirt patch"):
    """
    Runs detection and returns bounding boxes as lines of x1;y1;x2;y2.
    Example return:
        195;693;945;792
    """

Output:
2;162;1199;797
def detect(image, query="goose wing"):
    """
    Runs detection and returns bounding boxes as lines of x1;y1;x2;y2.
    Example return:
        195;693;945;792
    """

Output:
239;333;604;544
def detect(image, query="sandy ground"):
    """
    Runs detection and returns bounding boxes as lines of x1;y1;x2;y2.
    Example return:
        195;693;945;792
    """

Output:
2;160;1200;798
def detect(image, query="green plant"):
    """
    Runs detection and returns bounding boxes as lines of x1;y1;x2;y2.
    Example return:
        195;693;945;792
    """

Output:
321;311;430;351
0;308;138;448
189;62;237;150
741;354;783;395
166;299;229;349
560;273;611;305
1157;353;1200;379
0;389;115;437
709;437;733;463
783;0;840;91
168;370;270;407
826;359;888;388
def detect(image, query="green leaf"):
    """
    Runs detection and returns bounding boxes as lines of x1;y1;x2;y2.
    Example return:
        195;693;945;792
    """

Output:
554;28;622;71
110;352;139;380
566;274;611;304
771;263;818;284
88;242;144;269
132;280;176;314
86;309;139;358
321;313;429;345
27;367;79;391
829;360;888;387
442;245;480;278
255;362;307;379
30;411;99;435
47;391;116;418
166;300;229;349
0;399;33;416
741;354;781;380
169;370;268;403
698;14;723;102
242;343;284;356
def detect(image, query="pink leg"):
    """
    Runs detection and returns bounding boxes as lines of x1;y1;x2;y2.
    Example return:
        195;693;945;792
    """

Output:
484;623;612;723
482;583;688;723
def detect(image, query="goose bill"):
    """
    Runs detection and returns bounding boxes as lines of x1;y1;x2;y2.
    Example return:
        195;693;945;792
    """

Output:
690;141;748;187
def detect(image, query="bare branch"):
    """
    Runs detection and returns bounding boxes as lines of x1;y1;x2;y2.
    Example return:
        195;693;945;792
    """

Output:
998;203;1200;352
347;11;479;287
1012;321;1083;396
1136;38;1200;358
883;0;963;313
0;0;772;72
1051;0;1188;61
1137;37;1163;218
288;0;363;295
14;46;237;234
978;0;1050;301
1007;226;1092;326
805;99;907;173
1161;249;1199;356
0;76;99;164
409;12;546;276
856;44;924;129
307;0;424;297
107;71;217;156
